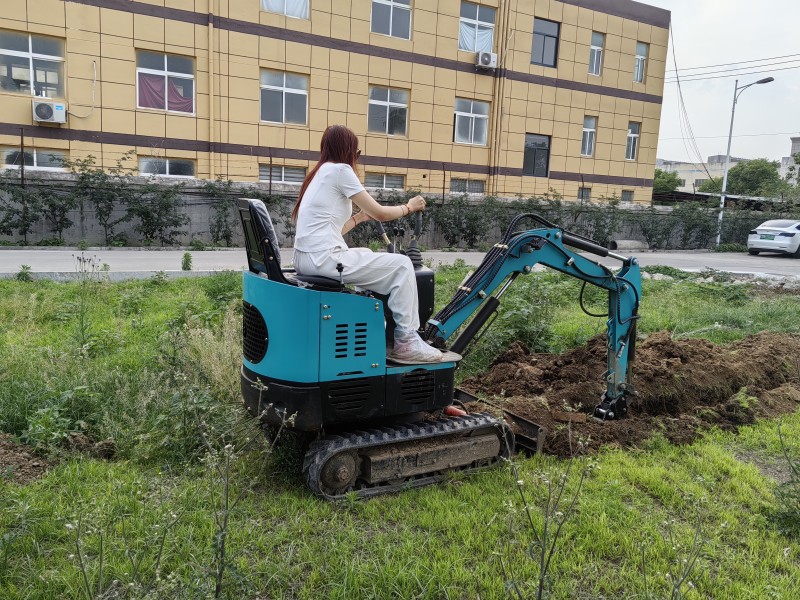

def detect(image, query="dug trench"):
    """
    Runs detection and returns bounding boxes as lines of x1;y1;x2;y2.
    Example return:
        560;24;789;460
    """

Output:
462;332;800;458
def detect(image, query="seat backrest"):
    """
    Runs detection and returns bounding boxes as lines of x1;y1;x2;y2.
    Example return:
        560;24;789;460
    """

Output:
237;198;287;282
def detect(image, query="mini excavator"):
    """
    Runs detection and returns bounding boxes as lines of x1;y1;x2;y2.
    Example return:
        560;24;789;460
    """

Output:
237;199;641;499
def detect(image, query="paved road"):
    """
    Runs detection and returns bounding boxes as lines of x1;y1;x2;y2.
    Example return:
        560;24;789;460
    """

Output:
0;247;797;279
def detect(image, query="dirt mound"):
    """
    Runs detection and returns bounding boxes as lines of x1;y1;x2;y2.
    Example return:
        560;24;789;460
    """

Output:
0;434;50;484
463;332;800;457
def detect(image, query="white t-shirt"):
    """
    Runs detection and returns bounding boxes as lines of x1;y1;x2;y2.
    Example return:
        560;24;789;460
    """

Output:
294;162;365;252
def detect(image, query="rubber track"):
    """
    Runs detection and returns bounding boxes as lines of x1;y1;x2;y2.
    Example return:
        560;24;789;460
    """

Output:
302;413;513;500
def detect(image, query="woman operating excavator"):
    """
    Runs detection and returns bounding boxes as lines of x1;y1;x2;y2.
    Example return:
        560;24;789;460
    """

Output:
292;124;443;363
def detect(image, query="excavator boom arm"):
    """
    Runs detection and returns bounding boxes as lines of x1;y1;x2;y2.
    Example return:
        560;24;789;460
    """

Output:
425;221;641;419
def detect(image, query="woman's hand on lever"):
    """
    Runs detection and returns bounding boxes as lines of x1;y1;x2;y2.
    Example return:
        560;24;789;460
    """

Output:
405;195;426;215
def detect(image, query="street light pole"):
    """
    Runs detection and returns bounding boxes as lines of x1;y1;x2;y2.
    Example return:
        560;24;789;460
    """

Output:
715;76;774;246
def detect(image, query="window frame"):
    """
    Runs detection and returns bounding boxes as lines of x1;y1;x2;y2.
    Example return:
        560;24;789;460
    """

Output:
365;172;406;190
367;85;409;136
0;30;65;98
531;18;560;68
458;1;496;54
634;41;648;83
139;157;196;178
453;98;490;146
1;146;66;171
259;164;307;184
581;116;597;157
260;0;310;20
522;133;551;177
450;178;485;194
588;31;604;76
259;69;309;125
621;190;634;203
371;0;412;41
135;51;196;115
625;121;640;161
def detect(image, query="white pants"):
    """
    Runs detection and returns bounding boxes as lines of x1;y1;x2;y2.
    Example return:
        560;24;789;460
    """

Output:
293;247;420;331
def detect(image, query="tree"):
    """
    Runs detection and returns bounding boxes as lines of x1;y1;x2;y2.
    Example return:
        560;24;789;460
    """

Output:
39;185;79;240
0;171;43;244
63;153;135;245
653;168;682;194
698;158;785;197
127;179;189;246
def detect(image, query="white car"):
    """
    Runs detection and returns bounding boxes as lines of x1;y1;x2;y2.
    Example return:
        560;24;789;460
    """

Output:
747;219;800;256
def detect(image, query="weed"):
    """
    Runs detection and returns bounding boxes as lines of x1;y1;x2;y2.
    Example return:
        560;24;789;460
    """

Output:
189;238;208;251
77;239;89;251
20;405;75;449
640;517;705;600
14;264;32;282
181;252;193;271
641;265;694;281
774;424;800;535
73;253;103;352
715;243;748;253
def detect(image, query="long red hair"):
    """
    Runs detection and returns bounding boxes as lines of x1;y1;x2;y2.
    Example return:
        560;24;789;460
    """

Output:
292;125;361;221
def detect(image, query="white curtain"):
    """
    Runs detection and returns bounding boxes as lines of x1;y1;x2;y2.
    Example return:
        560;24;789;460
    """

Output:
286;0;309;18
476;25;494;53
458;22;476;51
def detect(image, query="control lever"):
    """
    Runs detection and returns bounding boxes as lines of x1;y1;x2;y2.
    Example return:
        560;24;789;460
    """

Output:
336;262;344;291
374;221;394;253
405;210;424;269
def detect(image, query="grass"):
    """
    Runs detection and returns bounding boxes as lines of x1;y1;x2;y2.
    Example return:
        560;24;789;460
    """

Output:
1;268;799;598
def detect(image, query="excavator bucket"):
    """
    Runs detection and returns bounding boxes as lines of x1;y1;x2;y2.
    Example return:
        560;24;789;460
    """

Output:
502;409;545;455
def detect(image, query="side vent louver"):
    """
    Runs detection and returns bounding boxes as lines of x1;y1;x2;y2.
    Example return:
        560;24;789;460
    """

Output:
333;322;369;359
327;378;371;415
401;370;435;405
242;302;268;363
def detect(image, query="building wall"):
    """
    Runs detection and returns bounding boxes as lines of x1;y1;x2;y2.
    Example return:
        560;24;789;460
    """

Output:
0;0;669;203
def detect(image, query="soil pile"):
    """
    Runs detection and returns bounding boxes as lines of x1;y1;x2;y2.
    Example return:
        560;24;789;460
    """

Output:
0;434;50;484
464;332;800;457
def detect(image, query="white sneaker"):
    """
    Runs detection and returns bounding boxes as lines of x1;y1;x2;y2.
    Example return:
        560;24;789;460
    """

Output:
390;329;443;363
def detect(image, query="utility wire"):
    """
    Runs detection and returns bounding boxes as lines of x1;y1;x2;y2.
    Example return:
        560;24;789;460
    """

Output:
665;52;800;73
661;131;800;140
666;57;800;79
666;63;800;83
669;25;714;180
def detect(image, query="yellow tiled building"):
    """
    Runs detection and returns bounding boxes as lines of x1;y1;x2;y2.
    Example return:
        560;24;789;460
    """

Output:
0;0;669;202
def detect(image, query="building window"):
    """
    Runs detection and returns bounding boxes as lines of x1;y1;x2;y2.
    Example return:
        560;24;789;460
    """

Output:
450;178;485;194
368;86;408;136
136;51;194;114
365;173;405;189
578;187;591;202
139;157;195;178
588;31;604;76
259;165;307;183
694;178;707;188
625;122;640;161
531;18;560;67
581;116;597;157
453;98;489;146
371;0;411;40
261;0;309;19
458;2;495;53
523;134;550;177
621;190;634;203
634;42;648;83
1;146;66;170
0;30;64;97
260;70;308;124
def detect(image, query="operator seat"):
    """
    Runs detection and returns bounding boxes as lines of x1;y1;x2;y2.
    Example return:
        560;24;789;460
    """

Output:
237;198;344;291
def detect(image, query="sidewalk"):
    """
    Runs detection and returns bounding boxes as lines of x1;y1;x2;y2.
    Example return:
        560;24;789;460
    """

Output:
1;247;798;280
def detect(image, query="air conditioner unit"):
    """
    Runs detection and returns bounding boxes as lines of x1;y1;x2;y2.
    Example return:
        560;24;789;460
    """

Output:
32;100;67;124
476;51;498;70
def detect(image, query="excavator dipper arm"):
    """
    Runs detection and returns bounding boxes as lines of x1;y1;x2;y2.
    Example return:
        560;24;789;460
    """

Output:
424;214;642;420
